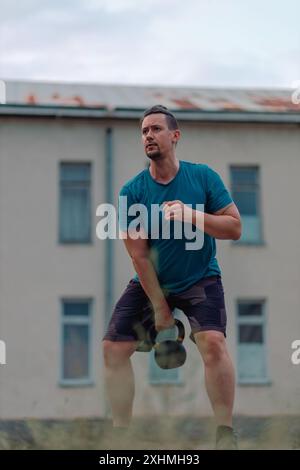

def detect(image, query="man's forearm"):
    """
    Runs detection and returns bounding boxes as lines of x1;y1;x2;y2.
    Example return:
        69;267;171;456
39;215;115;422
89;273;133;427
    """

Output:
192;209;241;240
132;256;168;309
163;201;241;241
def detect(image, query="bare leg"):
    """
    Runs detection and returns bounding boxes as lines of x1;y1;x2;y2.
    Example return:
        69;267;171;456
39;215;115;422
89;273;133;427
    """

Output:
194;331;235;427
102;340;138;427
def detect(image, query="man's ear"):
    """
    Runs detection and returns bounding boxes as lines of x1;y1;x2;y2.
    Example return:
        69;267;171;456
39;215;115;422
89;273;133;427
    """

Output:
172;129;181;144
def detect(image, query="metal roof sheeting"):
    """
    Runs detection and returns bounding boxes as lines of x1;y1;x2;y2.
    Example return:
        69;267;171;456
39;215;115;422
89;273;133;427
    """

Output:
1;79;299;113
0;80;299;123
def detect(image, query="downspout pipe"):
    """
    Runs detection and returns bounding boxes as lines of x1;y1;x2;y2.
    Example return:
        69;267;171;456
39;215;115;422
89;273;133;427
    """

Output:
103;127;114;419
104;128;114;330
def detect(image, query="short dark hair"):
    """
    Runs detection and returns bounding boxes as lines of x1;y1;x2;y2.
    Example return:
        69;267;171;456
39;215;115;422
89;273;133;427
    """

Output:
141;105;179;130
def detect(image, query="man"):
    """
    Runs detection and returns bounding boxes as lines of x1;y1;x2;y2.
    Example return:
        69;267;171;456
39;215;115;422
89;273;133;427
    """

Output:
102;105;241;450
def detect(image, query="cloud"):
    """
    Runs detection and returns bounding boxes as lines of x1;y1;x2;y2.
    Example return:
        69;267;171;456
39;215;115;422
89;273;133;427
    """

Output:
83;0;178;14
0;0;299;87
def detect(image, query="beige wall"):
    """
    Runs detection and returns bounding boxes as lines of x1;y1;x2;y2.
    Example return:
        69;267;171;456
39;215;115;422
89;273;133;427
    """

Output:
0;117;299;419
0;118;106;419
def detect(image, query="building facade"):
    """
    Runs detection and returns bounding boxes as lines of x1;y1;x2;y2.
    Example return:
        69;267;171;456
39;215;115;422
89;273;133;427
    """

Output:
0;81;299;419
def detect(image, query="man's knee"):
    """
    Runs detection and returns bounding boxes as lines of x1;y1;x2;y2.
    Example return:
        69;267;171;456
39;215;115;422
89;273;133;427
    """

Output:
195;331;227;367
102;340;137;368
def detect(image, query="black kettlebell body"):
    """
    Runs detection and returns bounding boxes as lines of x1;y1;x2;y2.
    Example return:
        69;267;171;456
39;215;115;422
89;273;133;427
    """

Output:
154;319;186;369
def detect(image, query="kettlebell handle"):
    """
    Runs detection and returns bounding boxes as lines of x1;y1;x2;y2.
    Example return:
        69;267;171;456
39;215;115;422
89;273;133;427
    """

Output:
136;318;185;353
151;318;185;342
174;318;185;343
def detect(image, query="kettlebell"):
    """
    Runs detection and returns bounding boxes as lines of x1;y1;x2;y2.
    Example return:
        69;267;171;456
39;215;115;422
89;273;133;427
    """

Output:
135;329;155;352
153;319;186;370
135;321;157;352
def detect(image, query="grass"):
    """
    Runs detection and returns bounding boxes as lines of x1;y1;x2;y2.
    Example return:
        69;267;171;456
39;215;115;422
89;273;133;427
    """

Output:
0;416;300;450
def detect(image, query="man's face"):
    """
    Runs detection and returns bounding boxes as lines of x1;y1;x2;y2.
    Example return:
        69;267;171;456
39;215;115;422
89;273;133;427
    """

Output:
141;113;179;160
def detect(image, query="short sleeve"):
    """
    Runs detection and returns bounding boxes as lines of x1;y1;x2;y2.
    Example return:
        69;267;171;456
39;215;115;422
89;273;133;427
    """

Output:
204;165;233;213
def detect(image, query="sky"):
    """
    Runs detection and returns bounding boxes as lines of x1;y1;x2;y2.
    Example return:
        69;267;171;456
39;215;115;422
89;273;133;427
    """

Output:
0;0;299;88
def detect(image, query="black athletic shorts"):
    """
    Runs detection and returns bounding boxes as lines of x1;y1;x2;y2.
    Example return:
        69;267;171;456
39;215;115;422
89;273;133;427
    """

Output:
103;275;227;344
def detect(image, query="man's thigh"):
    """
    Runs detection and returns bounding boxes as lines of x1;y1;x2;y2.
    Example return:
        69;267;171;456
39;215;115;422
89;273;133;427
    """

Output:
169;276;227;341
102;279;155;343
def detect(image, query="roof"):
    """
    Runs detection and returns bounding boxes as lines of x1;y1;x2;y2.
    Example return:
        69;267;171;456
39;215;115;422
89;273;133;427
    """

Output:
0;79;299;123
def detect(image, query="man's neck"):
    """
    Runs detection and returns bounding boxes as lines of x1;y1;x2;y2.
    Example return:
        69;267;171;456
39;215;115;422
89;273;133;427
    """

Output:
149;158;180;184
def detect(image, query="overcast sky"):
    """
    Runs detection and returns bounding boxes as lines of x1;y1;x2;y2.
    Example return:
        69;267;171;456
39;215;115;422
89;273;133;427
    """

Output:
0;0;299;88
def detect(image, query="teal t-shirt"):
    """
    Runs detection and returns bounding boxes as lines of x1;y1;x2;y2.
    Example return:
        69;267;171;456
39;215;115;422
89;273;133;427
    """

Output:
119;160;233;293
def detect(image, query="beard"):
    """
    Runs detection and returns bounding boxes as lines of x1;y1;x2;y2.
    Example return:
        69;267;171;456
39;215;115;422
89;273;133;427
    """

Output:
146;148;162;160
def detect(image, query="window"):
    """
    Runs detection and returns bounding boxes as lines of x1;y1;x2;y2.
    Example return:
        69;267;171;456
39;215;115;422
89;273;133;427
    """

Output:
236;300;269;384
148;313;183;385
59;163;92;243
60;299;93;386
230;166;262;244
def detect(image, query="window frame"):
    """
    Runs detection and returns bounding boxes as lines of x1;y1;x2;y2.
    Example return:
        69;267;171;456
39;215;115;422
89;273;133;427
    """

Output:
58;162;93;244
236;298;271;385
230;165;264;246
59;298;94;387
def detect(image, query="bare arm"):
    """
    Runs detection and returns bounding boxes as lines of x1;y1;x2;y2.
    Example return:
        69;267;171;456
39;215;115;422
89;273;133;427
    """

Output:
121;229;174;331
192;203;242;240
163;201;242;240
